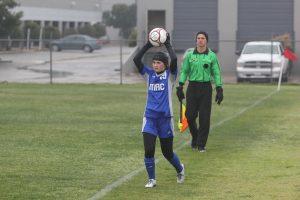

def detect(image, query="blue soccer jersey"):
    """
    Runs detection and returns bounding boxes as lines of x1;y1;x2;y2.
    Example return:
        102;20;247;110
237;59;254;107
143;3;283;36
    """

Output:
139;65;177;118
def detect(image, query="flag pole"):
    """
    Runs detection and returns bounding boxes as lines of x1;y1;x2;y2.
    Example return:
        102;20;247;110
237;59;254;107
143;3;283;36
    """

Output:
277;63;284;91
179;100;182;123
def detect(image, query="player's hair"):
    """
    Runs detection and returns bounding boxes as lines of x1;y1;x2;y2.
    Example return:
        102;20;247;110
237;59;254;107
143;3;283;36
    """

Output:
196;31;209;42
152;52;169;67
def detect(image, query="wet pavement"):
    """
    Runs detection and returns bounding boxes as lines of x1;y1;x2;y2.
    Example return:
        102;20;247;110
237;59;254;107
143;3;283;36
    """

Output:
0;46;144;84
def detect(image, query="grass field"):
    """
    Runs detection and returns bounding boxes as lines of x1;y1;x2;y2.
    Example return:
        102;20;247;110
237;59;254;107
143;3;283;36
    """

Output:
0;83;299;200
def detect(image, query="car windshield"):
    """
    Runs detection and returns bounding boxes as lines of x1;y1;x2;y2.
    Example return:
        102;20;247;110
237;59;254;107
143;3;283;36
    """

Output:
243;45;280;54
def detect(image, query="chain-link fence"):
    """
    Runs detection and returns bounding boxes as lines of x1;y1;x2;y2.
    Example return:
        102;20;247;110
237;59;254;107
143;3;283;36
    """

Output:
1;38;300;84
0;38;142;84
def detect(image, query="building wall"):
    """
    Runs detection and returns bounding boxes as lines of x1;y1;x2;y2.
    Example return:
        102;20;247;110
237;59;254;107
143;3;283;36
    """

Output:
17;0;135;12
15;7;102;23
173;0;219;51
136;0;173;46
218;0;238;72
15;0;135;39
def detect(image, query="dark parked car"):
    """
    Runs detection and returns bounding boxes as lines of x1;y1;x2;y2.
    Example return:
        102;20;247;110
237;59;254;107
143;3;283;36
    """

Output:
51;34;102;53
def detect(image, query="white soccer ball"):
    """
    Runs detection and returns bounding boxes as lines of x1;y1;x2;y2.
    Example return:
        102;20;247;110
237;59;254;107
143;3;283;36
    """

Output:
148;28;168;47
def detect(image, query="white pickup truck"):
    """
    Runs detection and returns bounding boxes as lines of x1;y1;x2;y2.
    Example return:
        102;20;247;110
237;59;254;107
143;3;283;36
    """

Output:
236;41;290;82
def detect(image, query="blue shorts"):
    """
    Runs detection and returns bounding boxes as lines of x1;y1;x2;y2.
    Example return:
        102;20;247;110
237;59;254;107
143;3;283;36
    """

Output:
141;117;174;138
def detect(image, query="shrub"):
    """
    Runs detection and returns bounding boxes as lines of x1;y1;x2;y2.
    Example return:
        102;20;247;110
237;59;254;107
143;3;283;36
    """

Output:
128;28;137;47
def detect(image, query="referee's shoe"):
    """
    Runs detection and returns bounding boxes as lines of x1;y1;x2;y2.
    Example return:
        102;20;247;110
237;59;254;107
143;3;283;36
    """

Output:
198;147;206;153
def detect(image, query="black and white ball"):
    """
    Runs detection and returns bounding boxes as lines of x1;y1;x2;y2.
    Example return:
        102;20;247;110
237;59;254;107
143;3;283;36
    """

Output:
148;28;168;47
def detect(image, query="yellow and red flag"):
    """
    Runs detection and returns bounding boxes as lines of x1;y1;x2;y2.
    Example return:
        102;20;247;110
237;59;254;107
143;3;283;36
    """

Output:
178;102;188;133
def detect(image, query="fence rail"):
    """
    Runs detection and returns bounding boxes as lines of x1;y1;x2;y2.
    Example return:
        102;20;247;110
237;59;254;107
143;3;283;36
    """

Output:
1;39;299;84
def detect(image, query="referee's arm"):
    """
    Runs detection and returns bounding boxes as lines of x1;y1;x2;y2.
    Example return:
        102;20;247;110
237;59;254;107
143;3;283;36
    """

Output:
179;53;190;85
211;55;222;87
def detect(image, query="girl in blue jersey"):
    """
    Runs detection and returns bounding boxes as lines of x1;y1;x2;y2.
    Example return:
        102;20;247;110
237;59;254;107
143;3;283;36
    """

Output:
133;34;184;188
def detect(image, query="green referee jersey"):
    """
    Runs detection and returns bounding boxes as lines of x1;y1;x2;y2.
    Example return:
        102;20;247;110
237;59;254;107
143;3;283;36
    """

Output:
179;48;223;87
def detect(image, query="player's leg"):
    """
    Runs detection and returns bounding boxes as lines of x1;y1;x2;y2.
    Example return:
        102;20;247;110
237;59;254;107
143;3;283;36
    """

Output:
143;133;157;187
142;117;158;188
158;117;185;183
160;137;185;183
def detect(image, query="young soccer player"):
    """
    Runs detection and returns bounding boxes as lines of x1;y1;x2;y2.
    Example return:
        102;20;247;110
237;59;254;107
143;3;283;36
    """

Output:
133;34;184;188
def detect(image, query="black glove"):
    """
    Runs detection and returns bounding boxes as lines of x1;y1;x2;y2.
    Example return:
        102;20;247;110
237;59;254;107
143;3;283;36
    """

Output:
146;40;153;48
176;85;185;101
164;33;171;46
215;86;223;105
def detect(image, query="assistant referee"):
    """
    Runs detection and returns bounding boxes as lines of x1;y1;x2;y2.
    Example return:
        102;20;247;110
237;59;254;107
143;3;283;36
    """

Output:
176;31;223;152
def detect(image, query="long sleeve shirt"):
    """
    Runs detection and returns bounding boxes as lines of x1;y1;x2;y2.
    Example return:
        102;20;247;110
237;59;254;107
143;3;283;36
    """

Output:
179;48;223;87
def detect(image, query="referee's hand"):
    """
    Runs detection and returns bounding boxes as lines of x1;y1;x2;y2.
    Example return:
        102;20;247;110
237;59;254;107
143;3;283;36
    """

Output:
176;86;185;101
215;87;223;105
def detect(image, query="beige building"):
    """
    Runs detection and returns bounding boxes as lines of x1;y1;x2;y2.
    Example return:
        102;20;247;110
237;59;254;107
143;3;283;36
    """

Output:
14;0;135;39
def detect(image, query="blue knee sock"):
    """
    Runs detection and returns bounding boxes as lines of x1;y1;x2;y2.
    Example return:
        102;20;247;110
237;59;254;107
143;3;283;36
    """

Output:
144;157;155;180
169;153;183;173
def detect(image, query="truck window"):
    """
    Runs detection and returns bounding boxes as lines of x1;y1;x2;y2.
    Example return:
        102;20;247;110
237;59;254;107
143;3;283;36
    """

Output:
243;45;279;54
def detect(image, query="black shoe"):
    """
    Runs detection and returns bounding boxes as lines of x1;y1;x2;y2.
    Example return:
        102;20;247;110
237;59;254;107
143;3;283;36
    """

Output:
198;147;206;153
191;146;197;151
190;143;197;151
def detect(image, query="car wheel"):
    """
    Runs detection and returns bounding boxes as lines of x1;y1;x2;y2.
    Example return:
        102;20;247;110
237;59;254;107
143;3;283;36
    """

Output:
51;44;60;52
83;45;93;53
282;74;289;82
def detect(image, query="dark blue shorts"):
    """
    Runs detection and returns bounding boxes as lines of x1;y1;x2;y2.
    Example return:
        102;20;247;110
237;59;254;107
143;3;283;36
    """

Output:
141;117;174;138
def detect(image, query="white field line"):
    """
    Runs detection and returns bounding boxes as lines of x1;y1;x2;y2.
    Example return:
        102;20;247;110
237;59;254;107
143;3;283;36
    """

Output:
88;89;278;200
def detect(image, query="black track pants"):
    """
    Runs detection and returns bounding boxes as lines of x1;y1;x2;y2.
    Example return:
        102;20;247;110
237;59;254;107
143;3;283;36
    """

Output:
185;81;212;148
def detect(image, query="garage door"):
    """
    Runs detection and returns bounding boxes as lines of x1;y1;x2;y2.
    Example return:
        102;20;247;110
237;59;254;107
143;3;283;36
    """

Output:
173;0;218;51
237;0;294;50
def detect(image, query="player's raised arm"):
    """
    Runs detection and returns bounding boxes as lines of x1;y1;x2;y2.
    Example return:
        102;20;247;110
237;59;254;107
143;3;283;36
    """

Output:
133;41;153;73
164;33;177;74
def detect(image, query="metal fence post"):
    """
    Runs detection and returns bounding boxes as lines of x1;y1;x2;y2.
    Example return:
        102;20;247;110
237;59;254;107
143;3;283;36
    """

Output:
120;39;123;85
26;28;31;50
271;40;273;83
39;26;43;50
50;33;53;84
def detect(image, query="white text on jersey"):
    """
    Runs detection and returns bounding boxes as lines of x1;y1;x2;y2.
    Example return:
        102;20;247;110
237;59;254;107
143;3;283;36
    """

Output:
149;83;165;91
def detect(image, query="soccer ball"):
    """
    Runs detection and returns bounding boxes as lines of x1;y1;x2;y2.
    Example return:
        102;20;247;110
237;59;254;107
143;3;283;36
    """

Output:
148;28;168;47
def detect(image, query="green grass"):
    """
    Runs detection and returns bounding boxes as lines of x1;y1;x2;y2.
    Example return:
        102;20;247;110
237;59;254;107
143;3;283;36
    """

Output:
0;83;299;200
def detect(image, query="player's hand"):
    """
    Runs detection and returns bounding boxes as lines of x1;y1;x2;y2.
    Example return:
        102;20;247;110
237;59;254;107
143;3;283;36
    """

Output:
176;85;185;101
164;33;171;46
215;86;223;105
146;40;153;48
